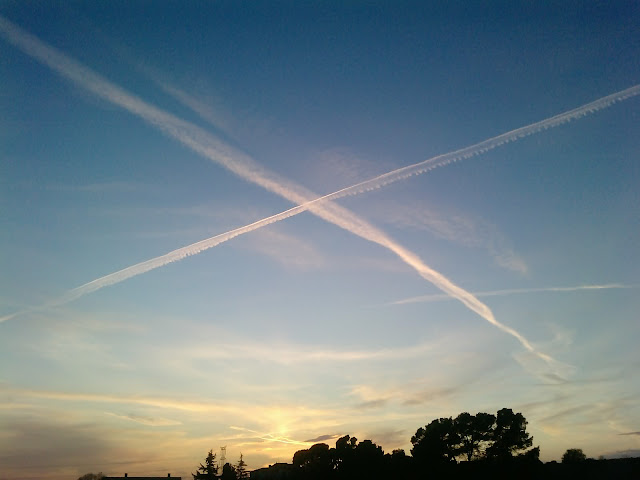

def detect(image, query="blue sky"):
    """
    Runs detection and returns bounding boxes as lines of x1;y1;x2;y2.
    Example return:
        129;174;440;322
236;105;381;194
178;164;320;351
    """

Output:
1;1;639;478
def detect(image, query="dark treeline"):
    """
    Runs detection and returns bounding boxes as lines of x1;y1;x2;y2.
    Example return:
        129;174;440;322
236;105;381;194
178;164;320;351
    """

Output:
77;408;640;480
249;408;640;480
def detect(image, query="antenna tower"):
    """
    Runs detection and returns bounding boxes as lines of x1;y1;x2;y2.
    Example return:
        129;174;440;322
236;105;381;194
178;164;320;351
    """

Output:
220;445;227;467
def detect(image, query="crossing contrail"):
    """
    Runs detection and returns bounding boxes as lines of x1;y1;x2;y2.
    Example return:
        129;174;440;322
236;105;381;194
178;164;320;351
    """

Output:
1;16;634;373
42;80;640;314
9;76;636;313
157;81;640;203
388;283;640;305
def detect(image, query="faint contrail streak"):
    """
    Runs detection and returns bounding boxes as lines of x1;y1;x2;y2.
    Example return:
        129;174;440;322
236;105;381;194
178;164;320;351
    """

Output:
0;17;632;373
388;283;640;305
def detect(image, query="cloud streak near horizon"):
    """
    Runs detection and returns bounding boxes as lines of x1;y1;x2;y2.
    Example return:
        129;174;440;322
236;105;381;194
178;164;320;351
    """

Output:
3;15;636;374
229;426;312;447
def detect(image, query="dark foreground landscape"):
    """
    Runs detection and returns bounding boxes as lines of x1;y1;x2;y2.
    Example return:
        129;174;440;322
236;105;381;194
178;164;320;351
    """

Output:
251;457;640;480
81;408;640;480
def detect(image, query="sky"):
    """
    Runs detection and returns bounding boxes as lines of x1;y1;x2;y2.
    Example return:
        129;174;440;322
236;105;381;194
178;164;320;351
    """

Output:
1;1;639;478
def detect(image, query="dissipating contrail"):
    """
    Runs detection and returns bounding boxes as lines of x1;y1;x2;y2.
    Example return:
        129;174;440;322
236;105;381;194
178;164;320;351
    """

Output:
2;15;637;375
388;284;640;306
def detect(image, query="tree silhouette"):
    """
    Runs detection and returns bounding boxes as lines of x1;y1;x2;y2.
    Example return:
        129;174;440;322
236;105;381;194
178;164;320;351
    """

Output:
354;439;385;479
193;449;219;479
387;449;412;479
293;443;332;479
77;474;103;480
517;445;541;463
235;453;249;480
411;408;535;467
454;411;496;461
562;448;587;463
411;417;459;464
220;462;237;480
485;408;533;460
333;435;357;478
249;408;547;478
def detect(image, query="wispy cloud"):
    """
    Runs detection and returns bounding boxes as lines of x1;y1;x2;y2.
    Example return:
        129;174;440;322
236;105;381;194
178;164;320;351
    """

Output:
13;388;237;414
370;429;408;448
356;398;391;409
133;59;269;146
538;404;596;424
45;180;147;193
183;339;438;365
402;385;465;407
5;386;337;427
154;80;234;137
513;348;577;383
349;380;469;410
237;228;326;270
373;200;527;273
389;283;640;306
4;16;637;376
229;426;311;447
296;147;394;193
304;433;341;443
533;394;636;434
105;412;182;427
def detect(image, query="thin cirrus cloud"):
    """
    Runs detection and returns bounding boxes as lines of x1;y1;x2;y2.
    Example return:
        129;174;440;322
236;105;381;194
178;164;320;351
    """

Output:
5;386;368;465
182;339;438;365
371;200;528;274
229;426;312;447
238;228;327;270
304;433;342;443
2;16;637;376
5;386;336;425
347;381;473;414
389;283;640;306
104;412;182;427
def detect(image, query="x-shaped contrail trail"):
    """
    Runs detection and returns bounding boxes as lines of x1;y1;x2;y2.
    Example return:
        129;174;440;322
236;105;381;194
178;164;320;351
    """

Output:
46;83;638;308
2;15;637;376
50;80;639;308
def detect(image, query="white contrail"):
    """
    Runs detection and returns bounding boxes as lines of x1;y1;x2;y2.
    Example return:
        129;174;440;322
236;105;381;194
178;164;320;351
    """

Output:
58;205;310;303
0;205;310;323
0;17;629;372
158;81;640;204
7;74;637;313
322;88;640;200
41;76;640;317
389;283;640;305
